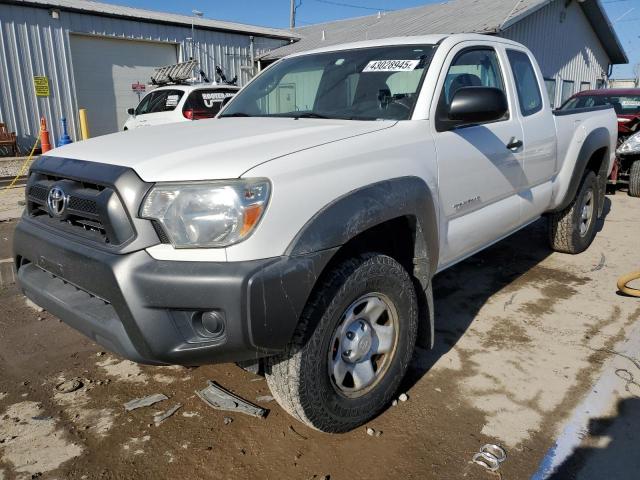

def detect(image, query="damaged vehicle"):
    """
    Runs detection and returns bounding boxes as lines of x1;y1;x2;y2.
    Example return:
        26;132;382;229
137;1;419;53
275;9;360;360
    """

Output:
561;88;640;195
14;34;617;433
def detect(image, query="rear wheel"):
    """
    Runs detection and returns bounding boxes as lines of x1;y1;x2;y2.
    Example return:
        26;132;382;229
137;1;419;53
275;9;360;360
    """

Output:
265;253;418;433
629;160;640;198
549;171;599;254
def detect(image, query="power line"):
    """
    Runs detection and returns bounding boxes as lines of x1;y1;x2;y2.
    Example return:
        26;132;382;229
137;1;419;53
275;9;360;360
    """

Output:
311;0;390;12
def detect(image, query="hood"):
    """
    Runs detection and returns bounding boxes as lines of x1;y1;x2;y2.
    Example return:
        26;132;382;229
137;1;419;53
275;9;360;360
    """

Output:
47;117;394;182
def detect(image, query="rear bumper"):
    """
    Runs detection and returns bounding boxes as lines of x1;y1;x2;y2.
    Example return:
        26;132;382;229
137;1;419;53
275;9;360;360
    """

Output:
14;218;334;365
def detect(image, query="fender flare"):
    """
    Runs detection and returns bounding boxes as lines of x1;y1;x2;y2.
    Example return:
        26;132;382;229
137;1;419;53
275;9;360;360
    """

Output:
552;127;610;213
285;176;439;348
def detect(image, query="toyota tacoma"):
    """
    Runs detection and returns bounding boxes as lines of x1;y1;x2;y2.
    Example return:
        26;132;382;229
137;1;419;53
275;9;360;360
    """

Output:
14;34;617;432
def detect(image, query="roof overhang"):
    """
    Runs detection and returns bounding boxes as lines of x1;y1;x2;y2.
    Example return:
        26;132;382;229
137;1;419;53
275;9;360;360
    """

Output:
578;0;628;64
1;0;300;41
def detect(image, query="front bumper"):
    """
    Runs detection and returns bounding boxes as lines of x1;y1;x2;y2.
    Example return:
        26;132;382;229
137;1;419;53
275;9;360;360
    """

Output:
14;218;335;365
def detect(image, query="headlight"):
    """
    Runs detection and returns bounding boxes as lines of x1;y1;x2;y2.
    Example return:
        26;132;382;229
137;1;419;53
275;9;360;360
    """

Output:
617;132;640;155
141;179;270;248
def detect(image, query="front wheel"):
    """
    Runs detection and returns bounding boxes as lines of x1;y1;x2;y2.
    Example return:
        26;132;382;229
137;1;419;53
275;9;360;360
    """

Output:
265;253;418;433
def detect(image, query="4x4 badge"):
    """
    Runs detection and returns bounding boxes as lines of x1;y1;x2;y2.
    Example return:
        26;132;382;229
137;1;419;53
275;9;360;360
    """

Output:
47;186;68;217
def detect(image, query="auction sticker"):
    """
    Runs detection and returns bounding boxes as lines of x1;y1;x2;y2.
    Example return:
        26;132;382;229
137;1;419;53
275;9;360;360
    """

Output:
363;60;420;72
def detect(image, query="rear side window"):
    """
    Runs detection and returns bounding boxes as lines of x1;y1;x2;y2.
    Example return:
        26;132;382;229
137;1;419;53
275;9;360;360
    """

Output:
507;50;542;116
183;89;237;118
136;90;184;115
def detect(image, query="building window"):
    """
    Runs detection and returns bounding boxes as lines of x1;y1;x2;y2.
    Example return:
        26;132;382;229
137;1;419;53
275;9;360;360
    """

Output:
544;78;557;108
580;81;591;91
506;50;542;116
561;80;574;105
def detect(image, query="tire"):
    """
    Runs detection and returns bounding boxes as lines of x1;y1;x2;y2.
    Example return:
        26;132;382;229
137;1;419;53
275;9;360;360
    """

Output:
265;253;418;433
549;170;599;254
629;160;640;198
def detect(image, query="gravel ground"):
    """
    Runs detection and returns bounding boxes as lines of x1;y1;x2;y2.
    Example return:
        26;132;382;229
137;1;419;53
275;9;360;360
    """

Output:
0;193;639;480
0;157;33;178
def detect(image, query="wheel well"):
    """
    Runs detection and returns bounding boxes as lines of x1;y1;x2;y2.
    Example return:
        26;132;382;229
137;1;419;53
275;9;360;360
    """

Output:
586;147;608;177
327;216;417;276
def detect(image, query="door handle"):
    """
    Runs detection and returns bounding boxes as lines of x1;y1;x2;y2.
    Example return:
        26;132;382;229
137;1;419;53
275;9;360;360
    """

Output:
506;138;523;150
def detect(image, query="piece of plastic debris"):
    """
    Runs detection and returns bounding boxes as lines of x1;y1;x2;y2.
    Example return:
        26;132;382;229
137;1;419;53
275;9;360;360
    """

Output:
472;444;507;472
224;416;233;425
55;379;83;394
398;393;408;402
196;381;267;418
472;452;500;472
124;393;168;412
480;444;506;463
375;430;382;437
256;395;275;403
366;427;375;436
391;400;398;406
154;404;182;426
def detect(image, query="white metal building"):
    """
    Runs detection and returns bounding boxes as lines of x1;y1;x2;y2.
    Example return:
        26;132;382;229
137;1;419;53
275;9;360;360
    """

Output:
262;0;627;109
0;0;294;147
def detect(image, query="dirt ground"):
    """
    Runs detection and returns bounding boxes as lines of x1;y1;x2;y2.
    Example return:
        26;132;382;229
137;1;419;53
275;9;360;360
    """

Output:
0;193;639;480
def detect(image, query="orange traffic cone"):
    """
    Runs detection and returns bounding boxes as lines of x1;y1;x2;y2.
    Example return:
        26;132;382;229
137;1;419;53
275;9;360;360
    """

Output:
40;117;51;153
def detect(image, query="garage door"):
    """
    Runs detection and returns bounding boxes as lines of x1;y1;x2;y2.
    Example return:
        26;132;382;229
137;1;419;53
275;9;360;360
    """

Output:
70;35;177;136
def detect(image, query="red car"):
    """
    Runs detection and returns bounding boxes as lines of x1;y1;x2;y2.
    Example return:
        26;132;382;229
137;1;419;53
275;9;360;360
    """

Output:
561;88;640;196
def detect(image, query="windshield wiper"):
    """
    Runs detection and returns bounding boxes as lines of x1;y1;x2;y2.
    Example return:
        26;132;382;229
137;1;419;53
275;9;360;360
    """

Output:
220;112;252;118
292;112;330;119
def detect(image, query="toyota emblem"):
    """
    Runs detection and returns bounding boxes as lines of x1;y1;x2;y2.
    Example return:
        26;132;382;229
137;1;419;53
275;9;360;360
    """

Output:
47;186;68;217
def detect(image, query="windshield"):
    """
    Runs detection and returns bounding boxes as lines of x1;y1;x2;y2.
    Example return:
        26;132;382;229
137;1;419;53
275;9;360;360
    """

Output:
221;45;437;121
561;94;640;115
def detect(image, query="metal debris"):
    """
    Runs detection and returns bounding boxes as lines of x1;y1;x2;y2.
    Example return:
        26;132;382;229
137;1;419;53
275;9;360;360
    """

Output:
31;415;53;421
366;427;375;436
196;381;267;418
391;400;398;406
288;425;308;440
55;379;83;394
472;444;507;472
154;404;182;426
398;393;408;402
224;416;233;425
124;393;168;412
256;395;275;403
591;253;606;272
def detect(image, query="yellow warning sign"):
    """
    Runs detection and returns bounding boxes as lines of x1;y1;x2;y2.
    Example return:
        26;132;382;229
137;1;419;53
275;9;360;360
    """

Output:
34;76;50;97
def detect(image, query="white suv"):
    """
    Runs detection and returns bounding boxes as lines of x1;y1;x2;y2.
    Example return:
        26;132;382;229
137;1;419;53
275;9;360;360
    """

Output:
123;84;239;130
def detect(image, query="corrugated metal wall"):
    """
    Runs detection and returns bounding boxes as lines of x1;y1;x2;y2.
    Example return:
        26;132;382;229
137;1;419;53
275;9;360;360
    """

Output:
0;2;287;148
499;0;610;107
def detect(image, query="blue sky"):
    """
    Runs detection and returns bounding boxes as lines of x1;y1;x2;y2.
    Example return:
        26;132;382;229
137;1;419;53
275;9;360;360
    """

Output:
108;0;638;78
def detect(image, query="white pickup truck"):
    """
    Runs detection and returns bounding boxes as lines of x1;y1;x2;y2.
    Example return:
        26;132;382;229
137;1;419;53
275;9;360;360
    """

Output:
14;34;616;433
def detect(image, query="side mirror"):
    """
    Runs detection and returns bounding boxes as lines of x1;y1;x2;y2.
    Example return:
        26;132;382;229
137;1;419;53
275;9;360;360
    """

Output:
127;108;135;116
447;87;508;127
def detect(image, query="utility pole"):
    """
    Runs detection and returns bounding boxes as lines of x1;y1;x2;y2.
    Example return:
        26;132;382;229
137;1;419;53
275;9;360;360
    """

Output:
290;0;296;29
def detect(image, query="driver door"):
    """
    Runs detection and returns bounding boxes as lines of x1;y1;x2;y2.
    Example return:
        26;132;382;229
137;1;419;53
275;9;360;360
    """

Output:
432;44;525;268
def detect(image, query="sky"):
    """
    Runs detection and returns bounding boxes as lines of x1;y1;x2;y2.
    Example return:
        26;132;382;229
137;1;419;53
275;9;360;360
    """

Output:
106;0;639;78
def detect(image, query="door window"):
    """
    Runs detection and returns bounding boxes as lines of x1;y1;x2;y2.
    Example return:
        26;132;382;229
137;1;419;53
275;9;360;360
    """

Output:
506;50;542;116
442;49;505;106
135;90;184;115
436;48;507;130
